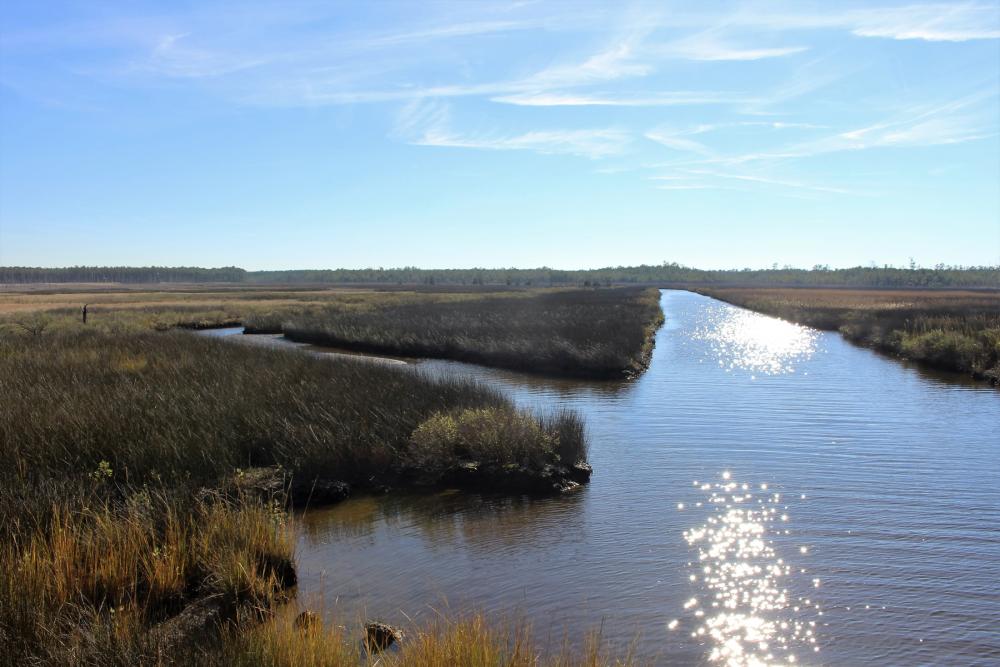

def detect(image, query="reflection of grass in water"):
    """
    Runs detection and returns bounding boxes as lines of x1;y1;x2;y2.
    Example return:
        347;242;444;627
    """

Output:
303;491;586;555
299;496;383;542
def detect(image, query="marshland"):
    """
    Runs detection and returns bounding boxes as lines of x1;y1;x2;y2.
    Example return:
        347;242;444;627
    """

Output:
2;279;1000;666
0;285;635;665
5;1;1000;662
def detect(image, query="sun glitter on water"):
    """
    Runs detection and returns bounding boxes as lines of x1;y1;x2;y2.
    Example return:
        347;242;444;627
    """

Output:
695;308;818;375
673;472;823;666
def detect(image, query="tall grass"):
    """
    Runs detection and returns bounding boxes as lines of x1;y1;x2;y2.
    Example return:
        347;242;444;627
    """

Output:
0;329;587;497
216;611;642;667
0;491;295;665
697;287;1000;382
0;328;590;663
267;287;664;379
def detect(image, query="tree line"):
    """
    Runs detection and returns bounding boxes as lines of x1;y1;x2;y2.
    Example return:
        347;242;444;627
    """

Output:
2;263;998;288
0;266;247;284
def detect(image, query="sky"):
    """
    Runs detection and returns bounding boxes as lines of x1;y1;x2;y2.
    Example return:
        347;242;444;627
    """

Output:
1;1;998;271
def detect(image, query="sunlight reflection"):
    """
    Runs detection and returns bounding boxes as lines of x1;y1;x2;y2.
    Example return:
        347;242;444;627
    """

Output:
678;473;822;666
695;308;818;375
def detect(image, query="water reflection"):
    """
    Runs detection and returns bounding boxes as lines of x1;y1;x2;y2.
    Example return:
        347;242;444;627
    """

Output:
299;490;586;554
694;309;818;376
416;358;633;399
677;473;822;666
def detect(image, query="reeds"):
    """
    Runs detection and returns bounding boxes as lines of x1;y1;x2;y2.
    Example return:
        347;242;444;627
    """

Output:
215;611;642;667
0;491;295;665
0;327;591;661
0;329;586;495
275;288;664;379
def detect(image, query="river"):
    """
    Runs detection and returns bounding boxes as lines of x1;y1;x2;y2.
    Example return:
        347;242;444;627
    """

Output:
204;290;1000;665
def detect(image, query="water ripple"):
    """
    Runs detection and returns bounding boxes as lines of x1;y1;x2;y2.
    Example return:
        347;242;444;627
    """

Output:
693;308;818;375
673;472;822;666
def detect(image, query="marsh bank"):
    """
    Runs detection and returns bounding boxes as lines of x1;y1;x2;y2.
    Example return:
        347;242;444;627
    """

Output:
215;290;1000;665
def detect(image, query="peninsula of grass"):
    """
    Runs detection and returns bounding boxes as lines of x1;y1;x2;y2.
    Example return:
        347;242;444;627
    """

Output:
254;287;664;379
696;287;1000;383
0;329;590;663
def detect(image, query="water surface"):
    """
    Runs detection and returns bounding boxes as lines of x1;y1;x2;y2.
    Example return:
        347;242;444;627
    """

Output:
234;291;1000;665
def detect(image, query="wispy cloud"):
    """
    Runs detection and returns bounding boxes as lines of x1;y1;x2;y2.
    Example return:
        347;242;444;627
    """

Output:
845;4;1000;42
396;99;630;158
521;36;652;89
144;32;272;78
416;127;631;158
356;20;530;48
661;31;808;61
683;168;856;195
492;91;751;107
769;89;1000;158
717;4;1000;42
644;130;715;156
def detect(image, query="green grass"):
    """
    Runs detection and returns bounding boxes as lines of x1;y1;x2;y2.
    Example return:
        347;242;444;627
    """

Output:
259;287;664;379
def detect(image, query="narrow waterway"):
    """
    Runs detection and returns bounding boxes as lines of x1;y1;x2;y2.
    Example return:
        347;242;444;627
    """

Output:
207;290;1000;665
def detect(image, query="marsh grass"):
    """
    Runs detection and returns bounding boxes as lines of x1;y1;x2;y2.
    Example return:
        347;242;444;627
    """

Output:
0;327;590;662
275;287;664;379
0;491;295;665
698;288;1000;382
0;329;585;495
216;611;642;667
0;285;664;379
0;292;603;663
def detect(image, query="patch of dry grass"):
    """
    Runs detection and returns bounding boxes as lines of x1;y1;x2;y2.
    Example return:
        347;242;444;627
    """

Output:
0;492;295;665
217;611;642;667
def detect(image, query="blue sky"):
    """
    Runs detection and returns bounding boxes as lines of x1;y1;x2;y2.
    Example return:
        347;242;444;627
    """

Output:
1;1;998;270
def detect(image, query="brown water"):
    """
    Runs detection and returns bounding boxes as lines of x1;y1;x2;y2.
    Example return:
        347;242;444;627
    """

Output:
205;290;1000;665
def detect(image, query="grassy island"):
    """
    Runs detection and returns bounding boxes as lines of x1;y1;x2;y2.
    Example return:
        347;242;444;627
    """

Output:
254;287;665;379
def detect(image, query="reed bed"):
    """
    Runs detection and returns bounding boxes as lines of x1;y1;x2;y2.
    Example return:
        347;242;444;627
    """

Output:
264;288;664;379
0;328;590;663
697;288;1000;382
0;490;295;666
0;329;586;493
216;611;642;667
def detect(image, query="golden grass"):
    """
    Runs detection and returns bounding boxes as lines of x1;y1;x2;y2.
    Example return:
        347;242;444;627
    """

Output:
218;611;642;667
1;492;295;665
0;285;541;335
697;287;1000;312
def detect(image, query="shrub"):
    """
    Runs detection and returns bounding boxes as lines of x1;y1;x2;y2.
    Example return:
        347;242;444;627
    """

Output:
409;407;556;471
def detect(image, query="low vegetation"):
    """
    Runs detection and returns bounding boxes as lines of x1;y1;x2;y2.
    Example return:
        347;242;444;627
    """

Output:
265;287;664;379
218;611;641;666
0;284;662;379
1;329;586;491
0;328;589;663
697;288;1000;383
